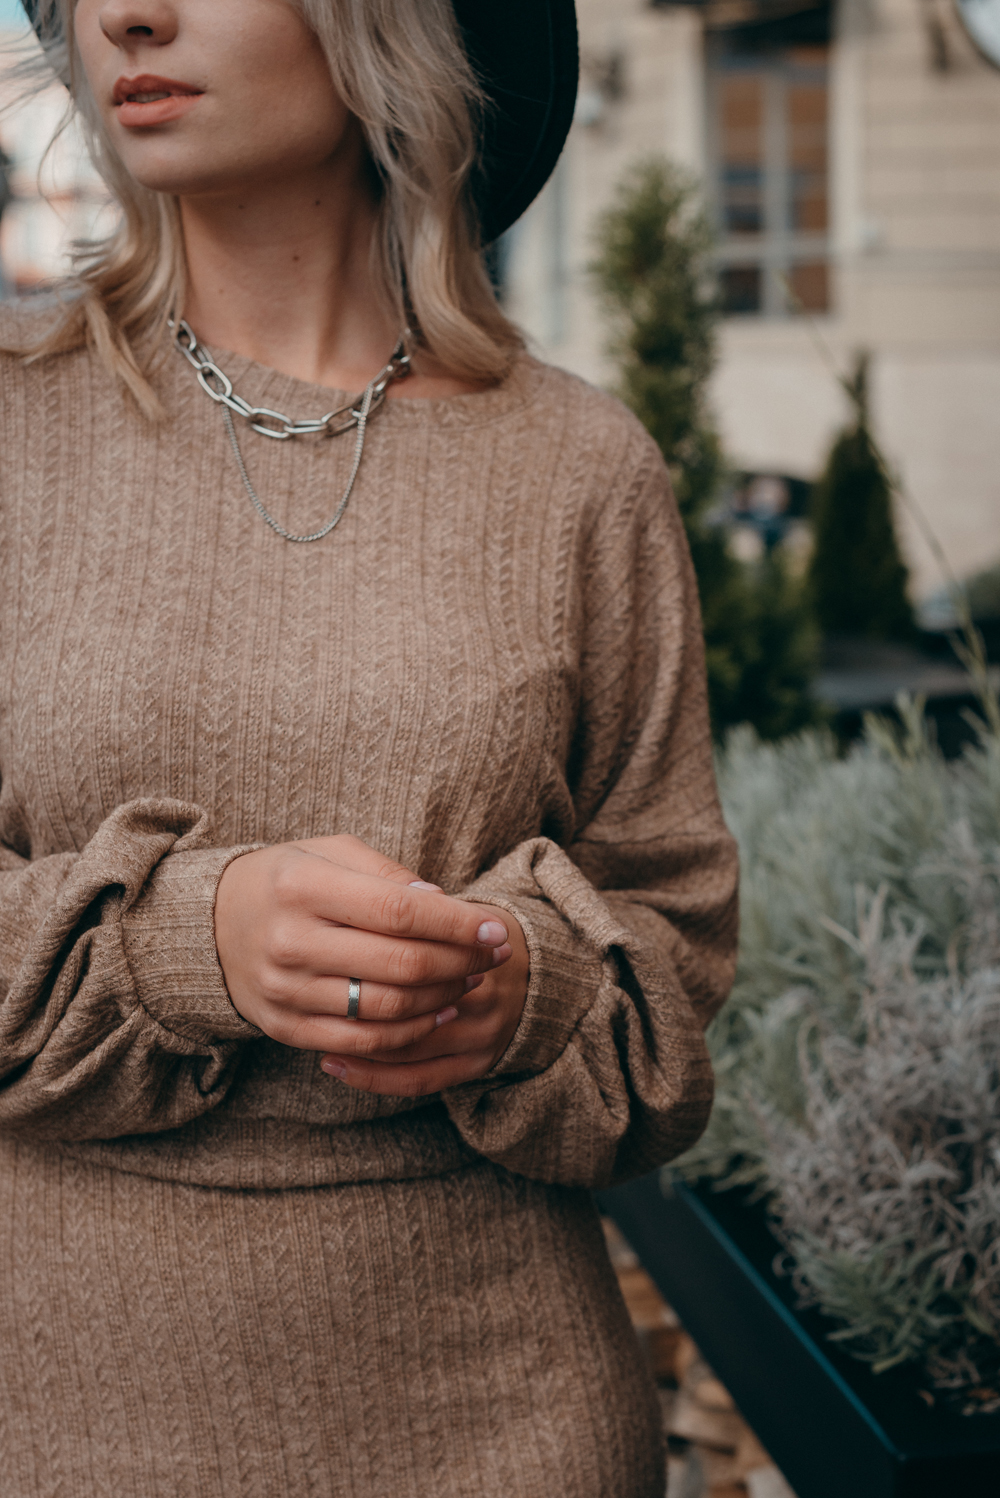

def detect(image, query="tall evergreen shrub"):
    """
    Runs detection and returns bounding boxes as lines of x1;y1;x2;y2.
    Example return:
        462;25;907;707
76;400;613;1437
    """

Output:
809;354;914;639
966;561;1000;622
592;159;818;739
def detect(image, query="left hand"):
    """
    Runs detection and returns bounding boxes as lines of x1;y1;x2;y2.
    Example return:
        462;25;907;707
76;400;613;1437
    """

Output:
320;902;529;1096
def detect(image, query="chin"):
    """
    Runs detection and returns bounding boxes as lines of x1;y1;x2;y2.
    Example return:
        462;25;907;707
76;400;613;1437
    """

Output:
114;151;248;198
115;137;349;200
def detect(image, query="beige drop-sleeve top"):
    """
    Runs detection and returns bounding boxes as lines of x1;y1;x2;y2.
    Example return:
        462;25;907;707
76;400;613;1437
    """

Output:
0;307;738;1192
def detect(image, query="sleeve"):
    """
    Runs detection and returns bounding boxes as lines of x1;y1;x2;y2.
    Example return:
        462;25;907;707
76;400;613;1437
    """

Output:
0;798;262;1140
443;442;739;1189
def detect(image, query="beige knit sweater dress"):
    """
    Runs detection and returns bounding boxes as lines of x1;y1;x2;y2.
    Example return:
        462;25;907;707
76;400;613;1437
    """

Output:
0;303;738;1498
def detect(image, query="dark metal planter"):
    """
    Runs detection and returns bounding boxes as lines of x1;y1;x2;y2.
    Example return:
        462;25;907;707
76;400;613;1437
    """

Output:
595;1173;1000;1498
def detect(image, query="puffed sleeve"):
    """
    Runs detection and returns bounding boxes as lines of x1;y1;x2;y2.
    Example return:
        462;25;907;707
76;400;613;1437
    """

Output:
0;799;262;1139
443;438;739;1189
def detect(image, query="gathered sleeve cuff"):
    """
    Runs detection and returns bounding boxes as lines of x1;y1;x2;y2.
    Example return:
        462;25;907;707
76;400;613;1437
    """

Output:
443;838;720;1189
121;841;262;1044
0;797;263;1139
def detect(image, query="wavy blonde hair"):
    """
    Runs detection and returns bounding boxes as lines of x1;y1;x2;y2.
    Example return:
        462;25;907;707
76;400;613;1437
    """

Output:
6;0;522;416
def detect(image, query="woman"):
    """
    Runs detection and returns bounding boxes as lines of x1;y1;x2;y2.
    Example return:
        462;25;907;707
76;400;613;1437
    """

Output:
0;1;738;1494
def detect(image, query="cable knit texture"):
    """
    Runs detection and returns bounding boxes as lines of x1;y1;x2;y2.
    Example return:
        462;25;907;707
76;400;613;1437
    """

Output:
0;304;738;1497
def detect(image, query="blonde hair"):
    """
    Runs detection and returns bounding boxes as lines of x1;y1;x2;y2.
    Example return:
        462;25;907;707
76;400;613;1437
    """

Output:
6;0;522;416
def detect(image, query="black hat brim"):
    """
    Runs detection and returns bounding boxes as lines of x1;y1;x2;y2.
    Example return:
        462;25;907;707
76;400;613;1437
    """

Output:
454;0;579;243
20;0;578;244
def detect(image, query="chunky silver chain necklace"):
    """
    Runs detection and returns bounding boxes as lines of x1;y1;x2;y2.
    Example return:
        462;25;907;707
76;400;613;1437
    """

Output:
172;318;411;543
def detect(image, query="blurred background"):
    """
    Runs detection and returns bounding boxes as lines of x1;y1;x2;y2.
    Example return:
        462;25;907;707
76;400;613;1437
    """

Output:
497;0;1000;748
504;0;999;603
0;0;108;295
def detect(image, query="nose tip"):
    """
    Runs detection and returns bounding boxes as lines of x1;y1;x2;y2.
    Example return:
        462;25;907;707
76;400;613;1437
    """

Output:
96;4;178;50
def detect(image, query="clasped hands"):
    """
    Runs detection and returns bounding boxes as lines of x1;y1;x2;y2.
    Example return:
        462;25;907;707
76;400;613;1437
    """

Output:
214;834;529;1096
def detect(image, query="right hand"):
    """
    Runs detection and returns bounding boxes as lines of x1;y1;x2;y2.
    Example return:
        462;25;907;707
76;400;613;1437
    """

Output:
213;834;512;1056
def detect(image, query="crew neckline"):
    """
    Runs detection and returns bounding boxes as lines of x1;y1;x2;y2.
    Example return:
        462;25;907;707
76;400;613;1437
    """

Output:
172;339;542;432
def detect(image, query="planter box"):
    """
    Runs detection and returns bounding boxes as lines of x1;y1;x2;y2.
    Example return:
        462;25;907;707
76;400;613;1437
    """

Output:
595;1173;1000;1498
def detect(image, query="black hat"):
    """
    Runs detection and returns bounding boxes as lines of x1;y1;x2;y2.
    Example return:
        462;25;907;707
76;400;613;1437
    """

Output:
456;0;579;242
21;0;579;245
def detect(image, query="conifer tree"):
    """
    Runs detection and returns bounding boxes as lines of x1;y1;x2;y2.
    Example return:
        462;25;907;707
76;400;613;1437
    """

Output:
809;355;914;640
592;158;818;739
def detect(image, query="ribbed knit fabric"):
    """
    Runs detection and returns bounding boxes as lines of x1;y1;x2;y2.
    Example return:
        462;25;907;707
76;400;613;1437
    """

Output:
0;304;739;1496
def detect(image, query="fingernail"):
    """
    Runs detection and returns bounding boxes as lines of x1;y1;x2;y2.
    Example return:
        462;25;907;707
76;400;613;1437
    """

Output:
477;920;508;946
464;973;485;993
491;942;513;966
409;880;443;892
321;1059;347;1079
435;1006;458;1027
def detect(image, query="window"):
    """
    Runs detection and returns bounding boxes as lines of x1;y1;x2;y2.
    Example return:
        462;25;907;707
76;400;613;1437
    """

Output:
707;10;831;317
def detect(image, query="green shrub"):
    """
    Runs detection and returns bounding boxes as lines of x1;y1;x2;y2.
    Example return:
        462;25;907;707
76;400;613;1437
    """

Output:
677;701;1000;1406
966;561;1000;623
808;355;914;640
591;158;819;740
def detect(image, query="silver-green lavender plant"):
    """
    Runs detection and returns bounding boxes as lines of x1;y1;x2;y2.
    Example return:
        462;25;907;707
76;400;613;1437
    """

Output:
675;700;1000;1404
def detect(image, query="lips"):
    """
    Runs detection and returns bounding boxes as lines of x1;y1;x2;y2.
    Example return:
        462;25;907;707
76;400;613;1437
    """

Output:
113;74;204;128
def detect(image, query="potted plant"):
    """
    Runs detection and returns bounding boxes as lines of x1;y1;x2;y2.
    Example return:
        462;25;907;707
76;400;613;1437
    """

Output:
600;700;1000;1496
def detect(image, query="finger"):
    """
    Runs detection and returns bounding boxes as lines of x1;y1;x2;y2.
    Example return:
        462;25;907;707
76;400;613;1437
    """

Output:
273;972;480;1021
351;972;483;1021
300;1004;460;1057
300;926;511;989
289;861;509;950
255;1002;450;1054
319;1050;495;1097
333;1002;498;1066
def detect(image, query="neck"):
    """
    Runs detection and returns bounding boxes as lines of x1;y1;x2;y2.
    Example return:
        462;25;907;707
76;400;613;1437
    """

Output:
178;143;485;400
180;143;399;394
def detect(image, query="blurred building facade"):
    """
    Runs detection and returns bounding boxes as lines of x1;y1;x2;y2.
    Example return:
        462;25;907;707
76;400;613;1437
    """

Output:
504;0;1000;600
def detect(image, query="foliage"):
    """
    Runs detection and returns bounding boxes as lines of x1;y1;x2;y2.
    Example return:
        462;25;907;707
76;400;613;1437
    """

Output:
768;913;1000;1399
808;354;915;640
966;561;1000;623
676;699;1000;1404
698;550;821;744
591;158;819;740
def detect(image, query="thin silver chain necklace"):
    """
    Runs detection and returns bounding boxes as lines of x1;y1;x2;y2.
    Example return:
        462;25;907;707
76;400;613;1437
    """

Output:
171;318;411;543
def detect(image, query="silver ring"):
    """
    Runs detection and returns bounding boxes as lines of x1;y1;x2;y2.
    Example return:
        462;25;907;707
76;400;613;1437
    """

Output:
347;978;361;1020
